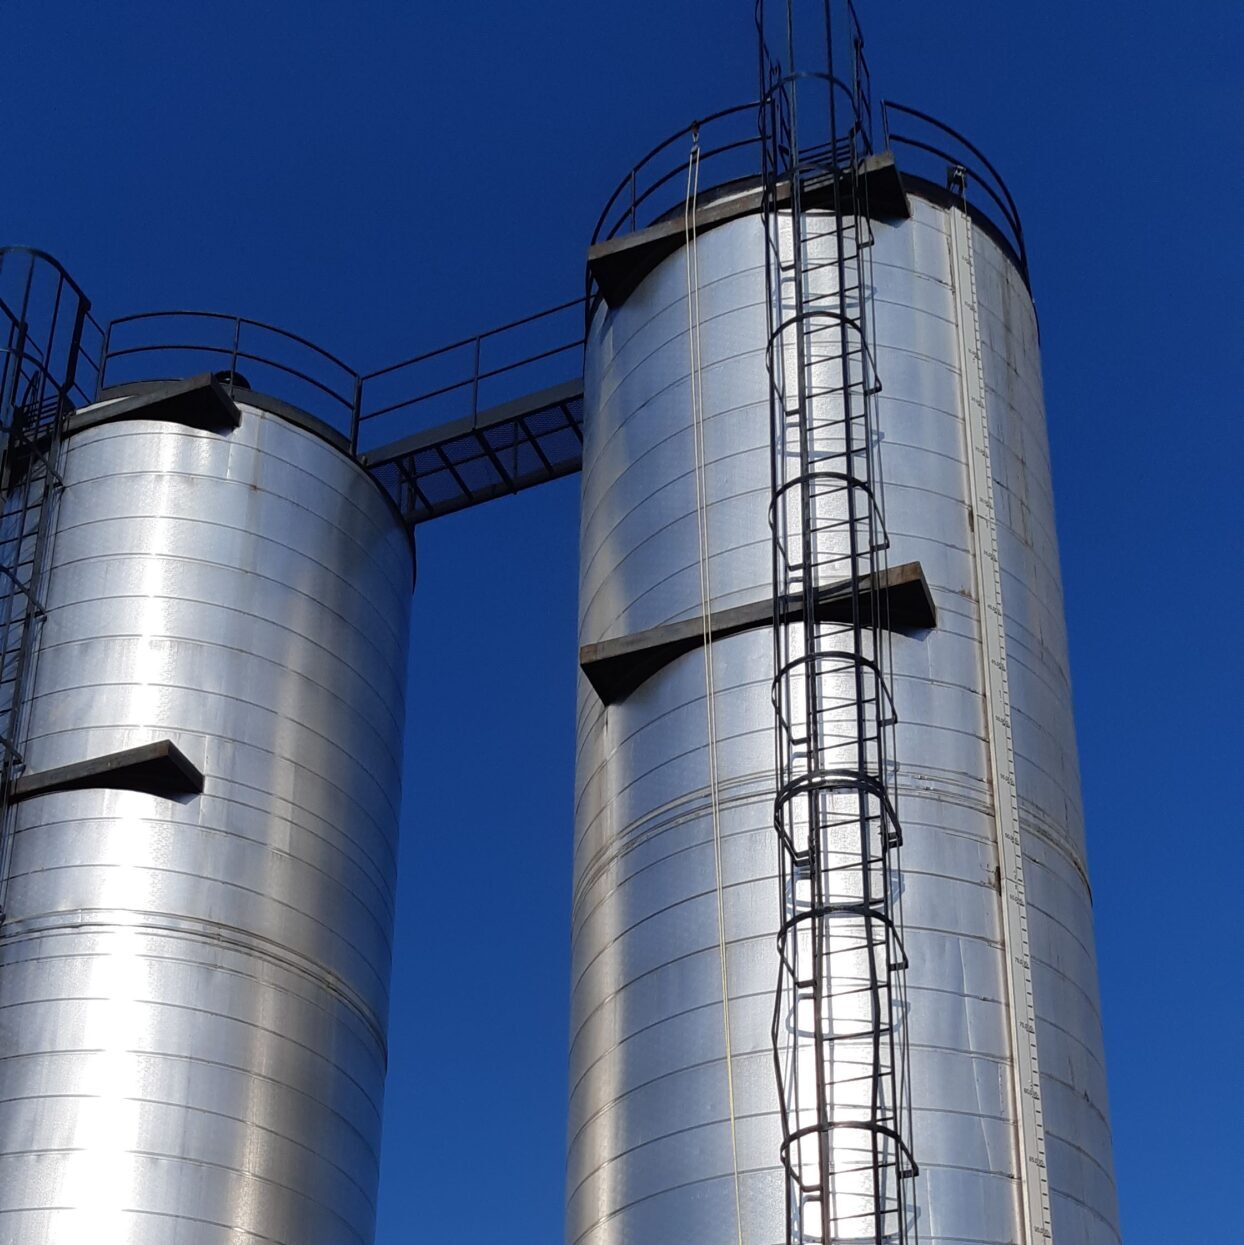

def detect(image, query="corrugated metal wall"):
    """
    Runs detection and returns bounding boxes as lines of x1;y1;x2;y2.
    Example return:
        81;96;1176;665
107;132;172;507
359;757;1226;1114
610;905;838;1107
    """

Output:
569;197;1119;1245
0;405;411;1243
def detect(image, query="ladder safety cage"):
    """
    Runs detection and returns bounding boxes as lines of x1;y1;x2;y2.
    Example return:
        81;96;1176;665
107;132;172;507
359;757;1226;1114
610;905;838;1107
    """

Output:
0;248;98;918
755;4;918;1244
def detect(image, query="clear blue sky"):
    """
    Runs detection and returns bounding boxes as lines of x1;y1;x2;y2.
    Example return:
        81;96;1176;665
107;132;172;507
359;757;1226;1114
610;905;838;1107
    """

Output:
3;2;1239;1241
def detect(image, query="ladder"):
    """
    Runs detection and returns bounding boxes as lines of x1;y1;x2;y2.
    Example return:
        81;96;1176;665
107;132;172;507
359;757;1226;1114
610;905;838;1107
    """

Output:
0;250;92;916
757;4;917;1244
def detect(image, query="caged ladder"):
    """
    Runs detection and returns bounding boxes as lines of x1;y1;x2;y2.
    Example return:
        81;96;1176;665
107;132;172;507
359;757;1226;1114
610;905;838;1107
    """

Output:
756;3;918;1243
0;249;94;916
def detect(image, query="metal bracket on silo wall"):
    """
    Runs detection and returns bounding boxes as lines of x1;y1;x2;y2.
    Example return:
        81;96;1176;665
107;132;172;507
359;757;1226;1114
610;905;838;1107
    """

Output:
69;373;242;436
580;561;936;704
10;739;205;801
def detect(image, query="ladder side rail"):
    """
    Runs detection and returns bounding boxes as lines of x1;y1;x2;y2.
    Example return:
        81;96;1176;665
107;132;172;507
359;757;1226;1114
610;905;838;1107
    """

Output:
0;251;91;921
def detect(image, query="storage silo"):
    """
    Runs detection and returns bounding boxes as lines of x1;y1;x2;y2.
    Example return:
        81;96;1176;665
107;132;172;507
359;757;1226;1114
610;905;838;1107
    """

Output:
0;369;411;1242
0;255;586;1243
569;43;1120;1245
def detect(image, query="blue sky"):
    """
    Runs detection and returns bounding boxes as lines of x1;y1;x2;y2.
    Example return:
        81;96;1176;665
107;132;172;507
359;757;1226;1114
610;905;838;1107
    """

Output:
3;2;1239;1241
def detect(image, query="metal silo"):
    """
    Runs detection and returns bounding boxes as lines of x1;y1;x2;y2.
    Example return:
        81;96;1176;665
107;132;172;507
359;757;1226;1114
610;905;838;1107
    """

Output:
569;10;1120;1245
0;254;585;1243
0;329;412;1239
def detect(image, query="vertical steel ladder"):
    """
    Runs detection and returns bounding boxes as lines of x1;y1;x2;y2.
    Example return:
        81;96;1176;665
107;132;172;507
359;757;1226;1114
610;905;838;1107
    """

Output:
0;249;92;916
757;3;917;1242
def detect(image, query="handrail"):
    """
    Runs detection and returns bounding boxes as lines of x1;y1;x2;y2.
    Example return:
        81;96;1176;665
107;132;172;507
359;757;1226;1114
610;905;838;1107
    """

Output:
356;298;585;449
881;99;1029;283
101;310;358;394
589;100;764;247
95;297;587;454
105;308;358;376
98;309;362;439
584;92;1031;290
362;297;584;383
73;310;107;404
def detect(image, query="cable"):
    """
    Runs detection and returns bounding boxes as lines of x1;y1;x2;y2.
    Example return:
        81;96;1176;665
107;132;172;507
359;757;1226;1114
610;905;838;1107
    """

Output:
684;129;745;1245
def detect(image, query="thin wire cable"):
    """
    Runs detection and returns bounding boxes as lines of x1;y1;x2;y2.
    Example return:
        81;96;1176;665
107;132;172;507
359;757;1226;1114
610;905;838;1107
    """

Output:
684;129;744;1245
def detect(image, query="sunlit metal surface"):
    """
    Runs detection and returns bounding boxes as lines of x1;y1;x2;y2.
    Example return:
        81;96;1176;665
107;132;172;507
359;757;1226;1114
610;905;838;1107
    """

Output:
570;196;1120;1245
0;401;411;1242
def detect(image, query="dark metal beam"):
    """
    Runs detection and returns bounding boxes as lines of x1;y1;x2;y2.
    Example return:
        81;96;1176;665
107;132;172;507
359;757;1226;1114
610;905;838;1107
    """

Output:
12;739;204;801
81;374;241;434
580;561;937;704
588;152;909;308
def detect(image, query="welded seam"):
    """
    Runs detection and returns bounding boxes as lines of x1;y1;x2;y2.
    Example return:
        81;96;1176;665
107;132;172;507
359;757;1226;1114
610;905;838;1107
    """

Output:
685;131;746;1245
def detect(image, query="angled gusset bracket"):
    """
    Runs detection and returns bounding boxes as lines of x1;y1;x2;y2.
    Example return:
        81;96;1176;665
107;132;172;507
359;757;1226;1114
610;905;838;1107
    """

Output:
11;739;204;801
581;560;936;704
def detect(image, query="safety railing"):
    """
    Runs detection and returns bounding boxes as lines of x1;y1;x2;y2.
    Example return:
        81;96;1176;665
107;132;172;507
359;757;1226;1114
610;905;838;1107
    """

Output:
75;311;107;407
99;310;361;440
590;100;765;249
356;298;585;456
94;298;587;462
583;85;1030;319
882;99;1029;284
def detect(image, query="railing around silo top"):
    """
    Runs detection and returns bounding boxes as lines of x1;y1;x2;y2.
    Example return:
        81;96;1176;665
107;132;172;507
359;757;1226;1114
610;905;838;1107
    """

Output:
586;101;770;317
98;310;362;441
93;298;587;526
881;100;1030;286
584;95;1032;312
590;101;765;247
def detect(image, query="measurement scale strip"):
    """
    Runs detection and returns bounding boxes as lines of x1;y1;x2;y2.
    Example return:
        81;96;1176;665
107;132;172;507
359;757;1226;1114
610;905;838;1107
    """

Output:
947;202;1053;1245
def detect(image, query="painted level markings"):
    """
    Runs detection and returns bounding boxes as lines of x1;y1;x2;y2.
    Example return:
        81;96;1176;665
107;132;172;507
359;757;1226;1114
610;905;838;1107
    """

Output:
947;202;1052;1245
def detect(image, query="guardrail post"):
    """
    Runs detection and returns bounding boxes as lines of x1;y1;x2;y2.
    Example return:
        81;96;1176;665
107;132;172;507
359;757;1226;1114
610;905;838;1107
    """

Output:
350;376;362;456
97;320;112;398
62;297;88;409
0;320;28;490
228;317;241;395
471;336;482;423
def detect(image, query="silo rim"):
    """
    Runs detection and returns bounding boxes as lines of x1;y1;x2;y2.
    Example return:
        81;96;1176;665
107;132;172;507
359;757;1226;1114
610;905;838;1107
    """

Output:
82;377;418;580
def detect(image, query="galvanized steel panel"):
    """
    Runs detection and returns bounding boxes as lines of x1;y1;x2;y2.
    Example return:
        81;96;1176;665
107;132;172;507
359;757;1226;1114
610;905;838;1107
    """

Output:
0;404;411;1243
571;197;1120;1245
